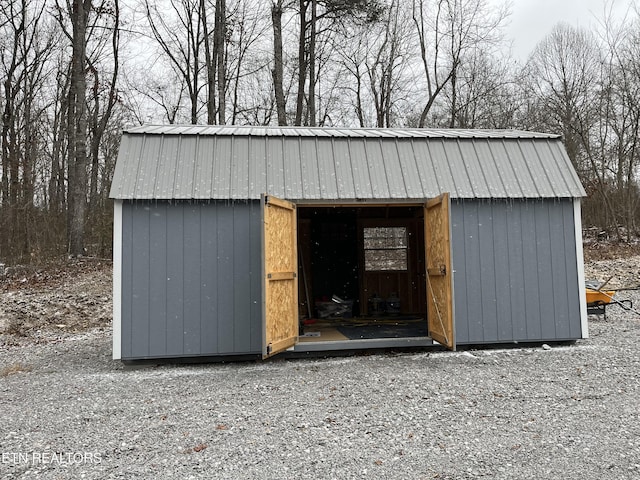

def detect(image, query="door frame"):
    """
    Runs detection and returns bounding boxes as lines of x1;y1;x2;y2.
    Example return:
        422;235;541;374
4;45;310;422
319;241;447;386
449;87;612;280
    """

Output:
263;198;456;354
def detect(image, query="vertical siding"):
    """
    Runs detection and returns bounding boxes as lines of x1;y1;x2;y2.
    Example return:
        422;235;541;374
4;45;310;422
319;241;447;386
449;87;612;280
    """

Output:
120;200;263;359
451;199;583;344
120;205;134;358
149;208;168;356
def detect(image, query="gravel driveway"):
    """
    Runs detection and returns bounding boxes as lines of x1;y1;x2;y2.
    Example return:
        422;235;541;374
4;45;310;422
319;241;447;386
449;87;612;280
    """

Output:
1;265;640;479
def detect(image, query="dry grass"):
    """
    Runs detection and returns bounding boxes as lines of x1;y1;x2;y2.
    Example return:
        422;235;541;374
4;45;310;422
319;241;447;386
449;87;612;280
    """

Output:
1;363;33;377
583;241;640;262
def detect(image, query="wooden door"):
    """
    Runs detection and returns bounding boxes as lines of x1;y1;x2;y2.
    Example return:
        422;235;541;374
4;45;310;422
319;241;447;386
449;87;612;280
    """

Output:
425;193;455;350
262;195;298;358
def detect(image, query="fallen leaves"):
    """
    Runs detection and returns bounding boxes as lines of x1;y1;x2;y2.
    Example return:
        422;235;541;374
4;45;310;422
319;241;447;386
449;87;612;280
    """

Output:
183;443;208;454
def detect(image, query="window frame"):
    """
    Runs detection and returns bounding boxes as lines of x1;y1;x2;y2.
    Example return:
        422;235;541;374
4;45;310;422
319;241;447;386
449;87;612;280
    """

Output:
363;226;409;272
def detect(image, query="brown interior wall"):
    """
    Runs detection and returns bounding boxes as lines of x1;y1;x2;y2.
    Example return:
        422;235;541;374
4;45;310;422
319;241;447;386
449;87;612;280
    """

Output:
297;206;426;318
358;217;426;315
297;219;313;318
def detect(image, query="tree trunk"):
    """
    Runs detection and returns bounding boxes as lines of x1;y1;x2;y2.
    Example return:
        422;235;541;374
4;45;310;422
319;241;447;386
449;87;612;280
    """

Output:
201;0;216;124
271;0;287;126
308;0;316;126
68;0;90;257
214;0;226;124
295;0;307;125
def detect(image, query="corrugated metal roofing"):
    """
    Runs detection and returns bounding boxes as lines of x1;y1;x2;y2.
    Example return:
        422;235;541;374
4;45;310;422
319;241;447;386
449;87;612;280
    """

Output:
110;125;586;200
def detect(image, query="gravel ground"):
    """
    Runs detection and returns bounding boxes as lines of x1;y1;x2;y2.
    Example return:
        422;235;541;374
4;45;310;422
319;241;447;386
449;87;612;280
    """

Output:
1;259;640;479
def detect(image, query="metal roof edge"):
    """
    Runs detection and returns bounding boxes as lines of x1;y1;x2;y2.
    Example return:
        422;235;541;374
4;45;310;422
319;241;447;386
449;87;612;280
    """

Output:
122;124;562;140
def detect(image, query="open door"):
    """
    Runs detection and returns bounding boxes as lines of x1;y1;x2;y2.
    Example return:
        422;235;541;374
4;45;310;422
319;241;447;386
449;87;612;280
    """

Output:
425;193;455;350
262;194;299;358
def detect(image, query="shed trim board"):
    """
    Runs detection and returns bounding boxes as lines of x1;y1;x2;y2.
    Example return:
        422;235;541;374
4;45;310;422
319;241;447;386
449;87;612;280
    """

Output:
112;200;122;360
111;126;587;361
574;199;589;338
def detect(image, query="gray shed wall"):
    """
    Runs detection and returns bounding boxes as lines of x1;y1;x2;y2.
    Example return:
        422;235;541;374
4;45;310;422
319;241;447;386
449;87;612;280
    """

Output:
120;200;263;359
117;197;583;360
451;199;583;344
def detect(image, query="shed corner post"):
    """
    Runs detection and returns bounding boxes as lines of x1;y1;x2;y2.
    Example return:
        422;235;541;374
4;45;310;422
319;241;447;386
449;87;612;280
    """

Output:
574;198;588;339
113;199;123;360
260;194;268;358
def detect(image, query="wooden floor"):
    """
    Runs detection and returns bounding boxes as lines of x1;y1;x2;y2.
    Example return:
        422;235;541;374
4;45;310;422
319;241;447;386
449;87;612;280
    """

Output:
298;327;349;342
298;316;428;343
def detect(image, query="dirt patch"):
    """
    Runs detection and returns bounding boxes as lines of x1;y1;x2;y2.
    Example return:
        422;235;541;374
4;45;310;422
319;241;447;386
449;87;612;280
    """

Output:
0;259;112;341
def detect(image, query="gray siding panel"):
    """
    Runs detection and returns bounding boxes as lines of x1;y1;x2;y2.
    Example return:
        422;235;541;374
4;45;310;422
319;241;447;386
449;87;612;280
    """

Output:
183;204;202;354
491;205;511;340
149;208;168;356
233;205;252;352
165;205;185;356
130;205;150;356
121;207;134;358
451;199;582;344
462;204;482;341
506;204;527;339
120;200;262;359
535;204;556;339
249;204;263;353
520;203;541;339
200;205;219;351
216;206;235;353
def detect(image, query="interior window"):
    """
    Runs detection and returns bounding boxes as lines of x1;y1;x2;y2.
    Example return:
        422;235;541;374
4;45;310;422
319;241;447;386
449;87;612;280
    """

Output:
363;227;408;271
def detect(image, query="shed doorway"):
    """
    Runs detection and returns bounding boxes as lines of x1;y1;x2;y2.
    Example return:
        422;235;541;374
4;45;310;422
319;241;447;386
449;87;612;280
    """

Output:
296;203;435;348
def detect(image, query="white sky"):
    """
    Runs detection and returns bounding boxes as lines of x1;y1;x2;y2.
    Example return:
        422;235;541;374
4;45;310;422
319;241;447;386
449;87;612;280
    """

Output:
500;0;635;60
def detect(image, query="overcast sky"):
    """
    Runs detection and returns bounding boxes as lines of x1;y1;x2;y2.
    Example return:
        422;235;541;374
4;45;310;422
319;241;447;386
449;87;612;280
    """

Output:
500;0;635;60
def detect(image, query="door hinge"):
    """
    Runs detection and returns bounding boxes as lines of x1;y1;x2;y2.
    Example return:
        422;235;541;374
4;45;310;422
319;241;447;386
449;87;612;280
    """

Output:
427;265;447;276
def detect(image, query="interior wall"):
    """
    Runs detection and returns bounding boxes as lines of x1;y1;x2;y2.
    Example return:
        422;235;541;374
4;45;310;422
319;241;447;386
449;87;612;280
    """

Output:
358;217;425;316
298;205;426;318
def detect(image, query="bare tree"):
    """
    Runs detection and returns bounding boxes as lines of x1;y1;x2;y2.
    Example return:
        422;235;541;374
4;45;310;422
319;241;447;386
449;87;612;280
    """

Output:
87;1;120;212
66;0;91;257
200;0;226;124
365;0;413;127
293;0;384;126
271;0;287;125
522;24;600;175
442;49;518;128
411;0;508;127
0;0;54;259
144;0;204;124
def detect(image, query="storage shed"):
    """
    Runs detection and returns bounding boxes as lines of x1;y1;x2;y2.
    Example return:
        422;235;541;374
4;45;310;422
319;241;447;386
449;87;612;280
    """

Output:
110;125;588;361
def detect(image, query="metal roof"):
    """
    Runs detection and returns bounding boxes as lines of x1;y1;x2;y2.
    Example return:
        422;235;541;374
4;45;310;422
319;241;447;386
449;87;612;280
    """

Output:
110;125;586;200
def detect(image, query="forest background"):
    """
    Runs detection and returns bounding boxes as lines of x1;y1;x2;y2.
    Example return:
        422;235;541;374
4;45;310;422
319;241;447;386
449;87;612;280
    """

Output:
1;0;639;264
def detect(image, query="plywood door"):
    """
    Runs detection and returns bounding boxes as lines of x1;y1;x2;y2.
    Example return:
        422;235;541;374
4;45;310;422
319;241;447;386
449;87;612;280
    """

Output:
262;195;298;358
425;193;455;350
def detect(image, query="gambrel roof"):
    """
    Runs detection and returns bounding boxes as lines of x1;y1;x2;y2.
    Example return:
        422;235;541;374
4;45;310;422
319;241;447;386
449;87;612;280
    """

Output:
110;125;586;200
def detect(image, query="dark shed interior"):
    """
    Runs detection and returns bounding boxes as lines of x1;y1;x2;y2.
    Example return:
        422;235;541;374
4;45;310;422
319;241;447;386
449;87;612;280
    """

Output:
297;205;429;343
